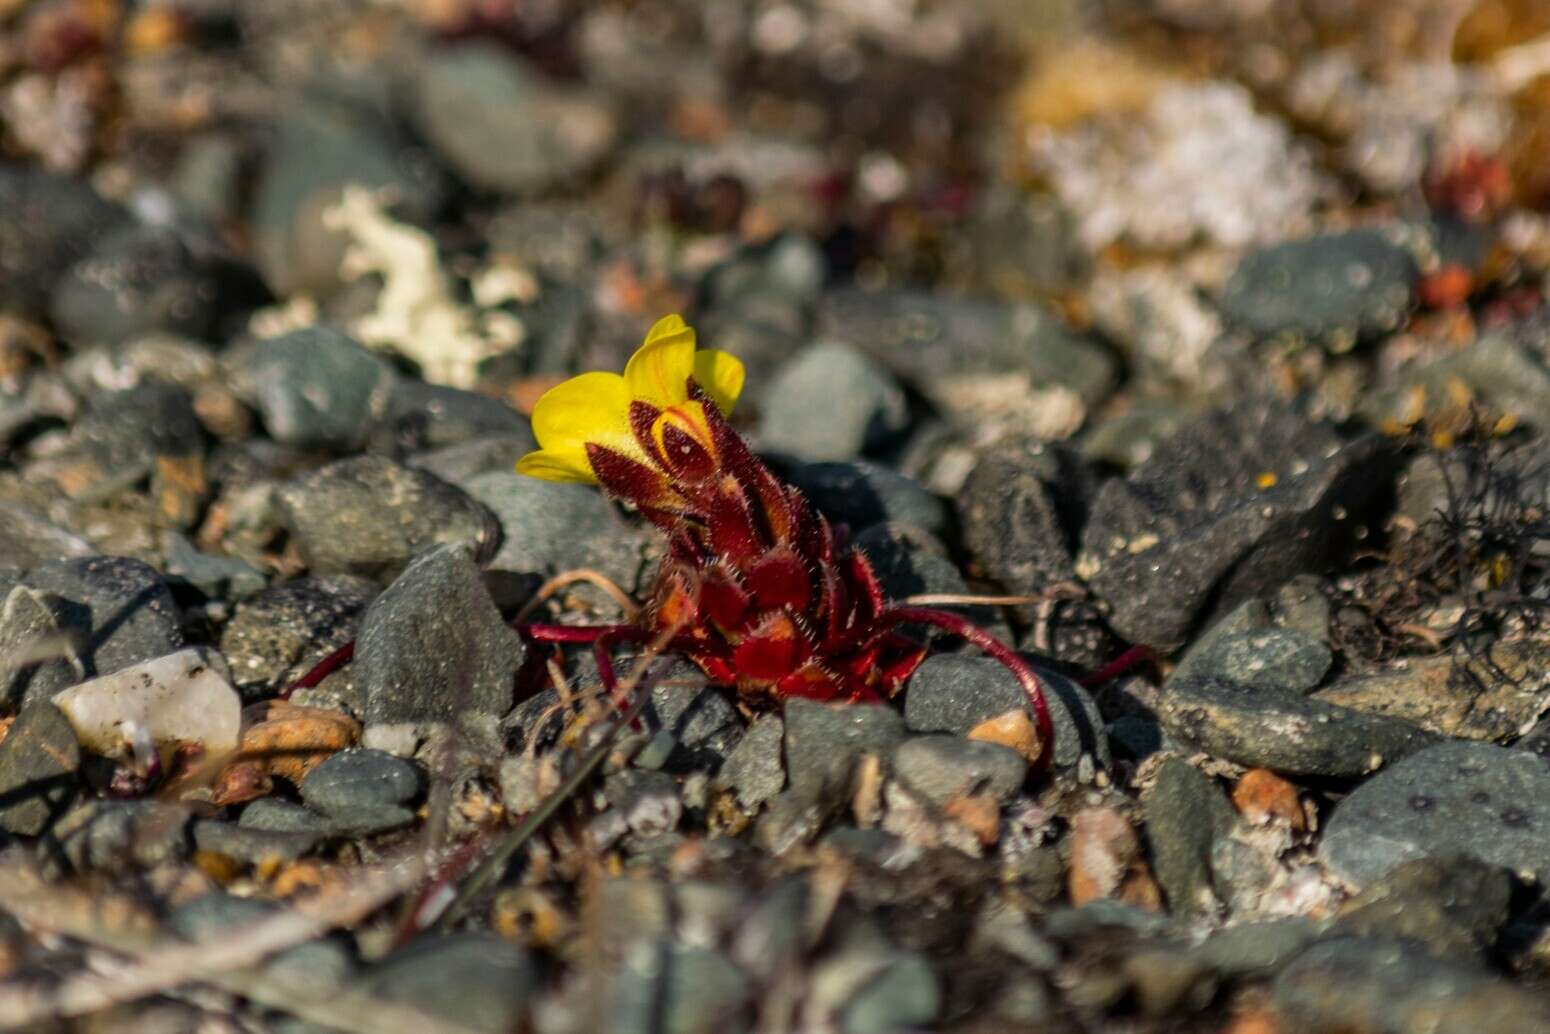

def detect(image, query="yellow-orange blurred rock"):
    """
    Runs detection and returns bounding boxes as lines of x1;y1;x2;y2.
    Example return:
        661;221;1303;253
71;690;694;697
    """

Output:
944;794;1002;847
1223;1006;1285;1034
1455;0;1550;63
1233;769;1307;833
1012;38;1175;133
967;708;1043;765
209;702;360;806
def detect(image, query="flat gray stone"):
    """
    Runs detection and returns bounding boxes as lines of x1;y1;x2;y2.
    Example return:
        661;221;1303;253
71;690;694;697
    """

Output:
1321;740;1550;888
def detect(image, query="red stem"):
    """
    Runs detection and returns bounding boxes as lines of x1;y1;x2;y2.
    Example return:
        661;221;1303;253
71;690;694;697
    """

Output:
1078;644;1156;689
280;641;356;699
881;606;1055;773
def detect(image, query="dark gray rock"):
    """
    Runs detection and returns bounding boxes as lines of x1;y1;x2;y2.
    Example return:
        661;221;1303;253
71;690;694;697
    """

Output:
1187;917;1322;978
0;164;132;316
815;288;1117;409
902;655;1110;774
1141;759;1236;916
0;501;92;570
226;328;398;451
190;818;321;863
645;678;743;771
358;933;537;1034
840;952;941;1034
850;523;1009;643
219;575;375;702
64;379;205;484
961;440;1090;593
1321;740;1550;888
409;44;617;195
23;555;183;694
47;800;191;874
409;433;537;484
0;582;83;710
51;224;265;345
251;100;446;298
777;461;948;539
301;749;424;815
0;702;81;835
1079;403;1395;650
715;713;785;810
603;940;751;1034
756;342;909;462
372;380;534;455
1158;673;1435;778
239;798;335;835
1172;628;1332;695
169;891;355;992
278;455;497;580
756;701;904;853
1220;229;1416;348
782;699;906;802
1335;857;1512;960
603;769;683;837
1368;327;1550;434
463;470;652;598
162;532;267;602
1273;936;1550;1034
891;735;1027;806
484;202;607;283
356;544;524;755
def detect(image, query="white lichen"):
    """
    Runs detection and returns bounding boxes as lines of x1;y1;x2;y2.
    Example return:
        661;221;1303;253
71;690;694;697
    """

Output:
322;185;527;389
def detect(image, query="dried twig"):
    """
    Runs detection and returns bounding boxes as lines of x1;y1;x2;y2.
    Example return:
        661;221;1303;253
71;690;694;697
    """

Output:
510;567;639;624
0;853;479;1034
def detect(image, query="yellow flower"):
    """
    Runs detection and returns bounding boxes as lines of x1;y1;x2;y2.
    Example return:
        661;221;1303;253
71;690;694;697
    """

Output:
516;315;745;484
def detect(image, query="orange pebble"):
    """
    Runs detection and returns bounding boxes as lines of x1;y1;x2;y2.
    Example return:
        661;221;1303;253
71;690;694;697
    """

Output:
1233;769;1307;833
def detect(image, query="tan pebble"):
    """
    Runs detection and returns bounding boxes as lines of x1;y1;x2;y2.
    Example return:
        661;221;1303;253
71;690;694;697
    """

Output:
1233;768;1307;833
1068;807;1139;905
968;709;1043;765
944;794;1001;846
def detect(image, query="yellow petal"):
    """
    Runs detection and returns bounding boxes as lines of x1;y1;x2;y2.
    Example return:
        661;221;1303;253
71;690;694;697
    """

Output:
692;349;745;415
516;449;597;484
529;370;638;473
624;314;697;408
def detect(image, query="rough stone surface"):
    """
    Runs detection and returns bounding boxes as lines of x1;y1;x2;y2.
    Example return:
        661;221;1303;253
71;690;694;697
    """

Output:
1159;673;1436;778
903;655;1110;774
1273;936;1550;1033
716;713;785;810
756;342;910;461
1321;740;1550;887
356;544;524;755
1141;759;1236;916
300;749;424;814
0;702;81;835
358;934;537;1034
1220;228;1417;348
218;575;376;702
1172;628;1333;695
891;735;1028;806
226;328;398;451
23;556;184;699
278;455;497;581
1079;403;1395;650
0;163;131;316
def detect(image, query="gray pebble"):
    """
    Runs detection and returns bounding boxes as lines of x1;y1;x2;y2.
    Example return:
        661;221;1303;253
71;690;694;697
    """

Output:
278;455;497;581
301;749;423;814
1321;740;1550;887
357;544;523;755
756;341;909;462
891;734;1027;806
225;327;398;451
0;702;80;836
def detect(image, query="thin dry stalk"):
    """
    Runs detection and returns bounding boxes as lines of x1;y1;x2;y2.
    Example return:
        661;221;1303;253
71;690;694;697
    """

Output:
510;567;639;624
0;853;478;1034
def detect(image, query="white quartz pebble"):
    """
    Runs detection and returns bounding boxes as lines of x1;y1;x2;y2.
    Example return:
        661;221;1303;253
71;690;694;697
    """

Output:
52;648;242;758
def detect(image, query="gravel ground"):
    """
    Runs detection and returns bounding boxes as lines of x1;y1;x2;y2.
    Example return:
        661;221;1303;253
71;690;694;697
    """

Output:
3;1;1550;1032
